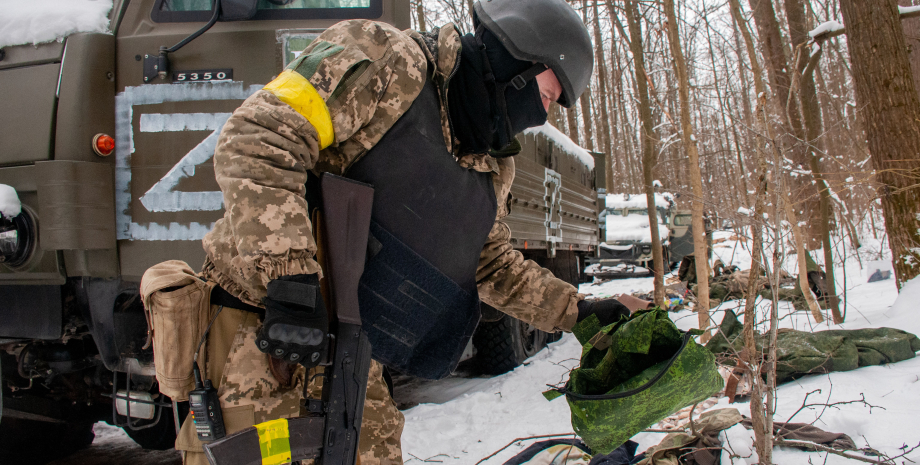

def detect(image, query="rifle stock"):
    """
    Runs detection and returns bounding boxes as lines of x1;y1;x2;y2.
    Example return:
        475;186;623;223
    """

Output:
204;174;374;465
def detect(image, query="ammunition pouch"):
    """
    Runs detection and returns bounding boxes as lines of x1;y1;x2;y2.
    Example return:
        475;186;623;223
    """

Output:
140;260;216;401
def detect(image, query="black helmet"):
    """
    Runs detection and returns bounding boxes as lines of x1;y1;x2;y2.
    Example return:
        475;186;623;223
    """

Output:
473;0;593;108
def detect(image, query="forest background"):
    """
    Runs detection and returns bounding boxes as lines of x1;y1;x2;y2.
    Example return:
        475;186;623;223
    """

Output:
407;2;920;459
410;0;920;307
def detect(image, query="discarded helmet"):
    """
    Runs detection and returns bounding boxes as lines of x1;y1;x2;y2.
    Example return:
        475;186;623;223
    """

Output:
473;0;594;108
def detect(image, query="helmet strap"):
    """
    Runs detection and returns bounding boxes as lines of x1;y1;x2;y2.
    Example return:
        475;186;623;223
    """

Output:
509;63;548;91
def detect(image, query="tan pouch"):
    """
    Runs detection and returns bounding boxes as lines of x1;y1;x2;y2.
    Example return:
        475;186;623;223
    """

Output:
140;260;215;401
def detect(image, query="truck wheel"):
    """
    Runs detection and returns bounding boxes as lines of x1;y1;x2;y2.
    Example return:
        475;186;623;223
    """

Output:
528;250;582;285
473;314;547;375
0;418;95;464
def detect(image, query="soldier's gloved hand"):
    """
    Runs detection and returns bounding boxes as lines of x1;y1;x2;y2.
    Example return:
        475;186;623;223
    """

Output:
576;298;631;327
256;274;329;368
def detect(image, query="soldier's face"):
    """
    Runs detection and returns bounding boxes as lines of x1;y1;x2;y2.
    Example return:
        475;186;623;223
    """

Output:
536;68;562;112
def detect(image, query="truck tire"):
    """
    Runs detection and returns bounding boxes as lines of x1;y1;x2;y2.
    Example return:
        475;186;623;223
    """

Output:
529;250;581;285
0;417;95;464
473;314;547;375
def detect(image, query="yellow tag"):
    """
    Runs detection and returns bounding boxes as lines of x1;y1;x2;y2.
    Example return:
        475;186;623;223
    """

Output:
255;418;292;465
263;69;335;150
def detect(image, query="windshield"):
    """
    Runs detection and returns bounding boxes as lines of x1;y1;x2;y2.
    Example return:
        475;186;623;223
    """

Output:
160;0;370;10
154;0;380;22
674;215;692;226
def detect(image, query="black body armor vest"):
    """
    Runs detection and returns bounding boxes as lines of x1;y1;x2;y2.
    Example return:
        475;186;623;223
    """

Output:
346;78;498;379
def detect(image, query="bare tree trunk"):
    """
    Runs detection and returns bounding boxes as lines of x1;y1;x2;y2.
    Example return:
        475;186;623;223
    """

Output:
749;0;821;248
706;13;752;209
731;0;774;461
782;193;826;321
624;0;665;306
548;102;564;133
899;0;920;97
415;0;426;33
785;0;843;322
579;90;594;152
566;106;580;146
664;0;711;340
584;0;613;165
839;0;920;287
578;0;595;152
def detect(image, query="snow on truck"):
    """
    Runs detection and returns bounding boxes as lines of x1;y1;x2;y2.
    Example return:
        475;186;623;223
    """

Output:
0;0;598;456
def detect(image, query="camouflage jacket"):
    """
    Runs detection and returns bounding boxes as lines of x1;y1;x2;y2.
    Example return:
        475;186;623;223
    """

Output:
201;20;581;332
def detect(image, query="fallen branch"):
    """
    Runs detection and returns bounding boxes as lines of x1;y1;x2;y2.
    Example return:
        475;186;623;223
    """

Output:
776;439;920;464
776;438;882;464
475;433;578;465
782;389;884;427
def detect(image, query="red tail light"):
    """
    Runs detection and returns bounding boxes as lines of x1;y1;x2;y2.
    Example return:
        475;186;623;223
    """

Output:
93;134;115;156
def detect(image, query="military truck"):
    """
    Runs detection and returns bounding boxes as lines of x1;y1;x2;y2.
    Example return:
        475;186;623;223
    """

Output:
586;192;711;278
586;193;674;276
0;0;598;456
473;124;598;374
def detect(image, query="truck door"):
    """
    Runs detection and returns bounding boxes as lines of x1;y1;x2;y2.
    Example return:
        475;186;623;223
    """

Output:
113;0;406;280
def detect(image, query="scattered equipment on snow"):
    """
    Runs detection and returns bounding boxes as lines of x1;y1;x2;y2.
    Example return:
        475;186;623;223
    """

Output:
544;308;723;454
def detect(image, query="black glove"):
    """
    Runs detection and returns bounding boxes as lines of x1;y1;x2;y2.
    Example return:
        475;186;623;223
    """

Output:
576;298;631;327
256;274;329;367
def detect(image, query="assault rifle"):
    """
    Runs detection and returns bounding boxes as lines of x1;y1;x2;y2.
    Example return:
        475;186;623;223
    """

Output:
203;174;374;465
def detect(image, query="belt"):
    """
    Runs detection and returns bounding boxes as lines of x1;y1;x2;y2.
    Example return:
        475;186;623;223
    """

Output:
210;285;265;316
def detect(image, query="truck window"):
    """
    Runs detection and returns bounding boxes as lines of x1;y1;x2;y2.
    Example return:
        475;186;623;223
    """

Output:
154;0;381;22
674;215;692;226
160;0;371;10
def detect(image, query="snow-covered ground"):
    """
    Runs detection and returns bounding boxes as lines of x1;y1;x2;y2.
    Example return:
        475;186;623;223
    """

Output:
401;229;919;464
68;229;917;464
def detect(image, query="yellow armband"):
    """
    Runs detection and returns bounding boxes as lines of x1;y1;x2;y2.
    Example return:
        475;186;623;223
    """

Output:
263;70;335;150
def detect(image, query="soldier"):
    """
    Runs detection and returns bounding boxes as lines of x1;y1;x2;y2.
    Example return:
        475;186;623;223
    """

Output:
178;0;631;463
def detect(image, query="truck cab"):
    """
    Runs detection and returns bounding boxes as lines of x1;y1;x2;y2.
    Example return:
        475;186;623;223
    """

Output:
0;0;406;459
587;193;673;277
0;0;599;457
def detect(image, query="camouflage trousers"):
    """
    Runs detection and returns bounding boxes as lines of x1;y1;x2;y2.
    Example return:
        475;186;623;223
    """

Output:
178;306;405;465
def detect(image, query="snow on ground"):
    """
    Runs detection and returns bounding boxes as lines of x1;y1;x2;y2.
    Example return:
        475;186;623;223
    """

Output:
50;423;180;465
67;228;916;464
401;229;919;464
0;0;112;48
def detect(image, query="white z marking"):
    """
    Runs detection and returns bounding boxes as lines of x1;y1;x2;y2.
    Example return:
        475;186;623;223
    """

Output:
138;112;231;213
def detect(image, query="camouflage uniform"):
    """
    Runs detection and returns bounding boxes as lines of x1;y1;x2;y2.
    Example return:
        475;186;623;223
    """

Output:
188;19;581;465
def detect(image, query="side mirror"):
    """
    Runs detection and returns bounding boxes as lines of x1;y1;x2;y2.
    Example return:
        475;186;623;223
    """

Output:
144;0;259;83
220;0;259;21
